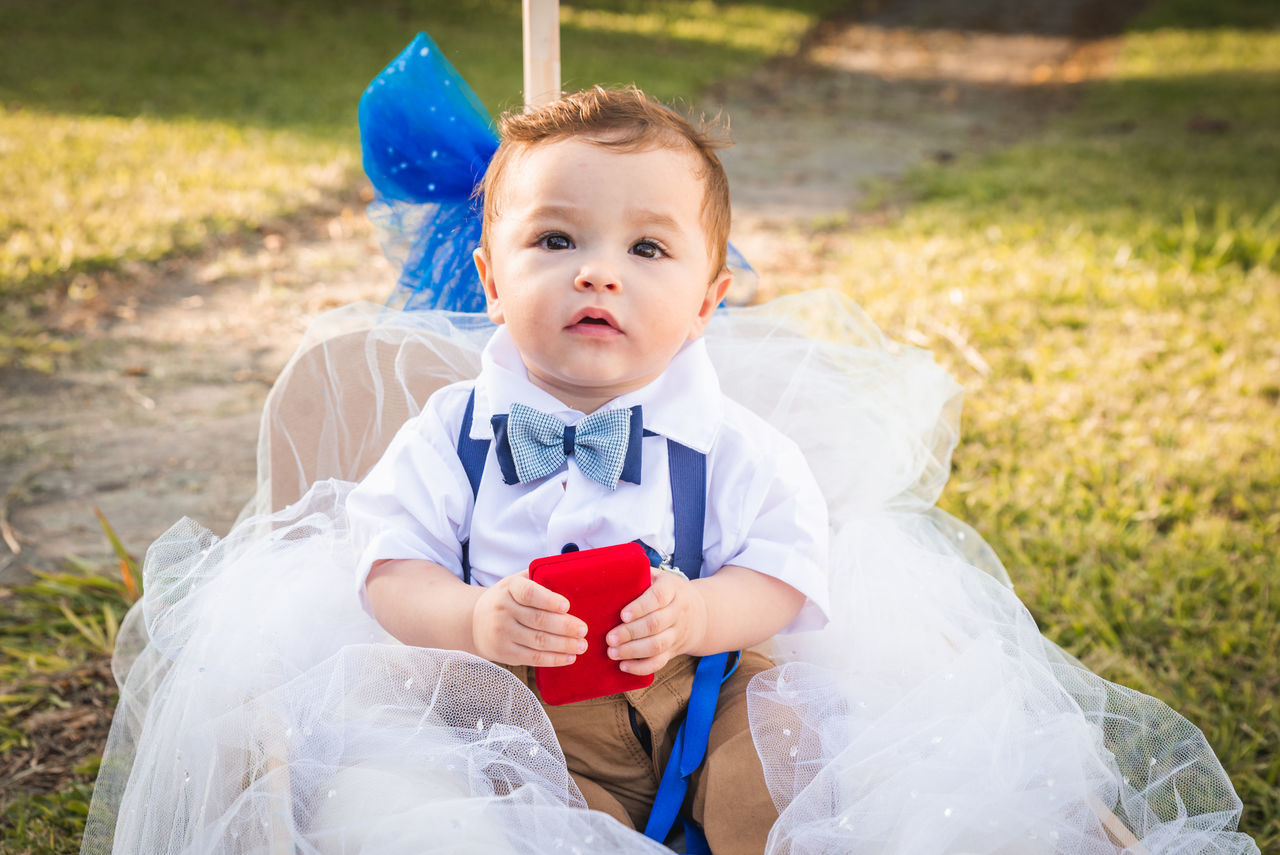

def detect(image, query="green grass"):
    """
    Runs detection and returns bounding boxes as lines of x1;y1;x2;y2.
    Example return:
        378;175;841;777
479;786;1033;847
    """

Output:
783;2;1278;846
0;0;844;370
0;564;133;855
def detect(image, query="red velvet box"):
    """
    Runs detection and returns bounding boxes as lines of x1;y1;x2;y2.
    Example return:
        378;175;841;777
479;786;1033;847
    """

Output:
528;542;655;705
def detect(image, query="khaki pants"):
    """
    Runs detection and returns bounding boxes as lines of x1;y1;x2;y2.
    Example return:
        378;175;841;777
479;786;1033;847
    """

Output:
506;651;778;855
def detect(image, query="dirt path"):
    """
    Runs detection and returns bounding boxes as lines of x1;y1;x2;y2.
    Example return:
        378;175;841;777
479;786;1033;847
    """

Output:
0;1;1126;586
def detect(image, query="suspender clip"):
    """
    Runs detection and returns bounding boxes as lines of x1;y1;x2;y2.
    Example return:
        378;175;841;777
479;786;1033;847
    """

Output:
658;559;689;581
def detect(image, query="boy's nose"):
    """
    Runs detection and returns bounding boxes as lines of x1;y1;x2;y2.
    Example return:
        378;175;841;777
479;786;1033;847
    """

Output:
573;261;620;293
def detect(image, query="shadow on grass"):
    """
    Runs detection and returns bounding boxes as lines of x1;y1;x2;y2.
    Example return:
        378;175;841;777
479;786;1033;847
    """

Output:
798;0;1277;38
0;0;846;134
901;66;1280;274
1129;0;1280;30
0;0;522;136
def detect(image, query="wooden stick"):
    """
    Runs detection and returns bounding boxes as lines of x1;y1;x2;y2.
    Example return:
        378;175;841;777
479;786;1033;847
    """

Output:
522;0;561;109
1087;792;1150;854
256;704;296;855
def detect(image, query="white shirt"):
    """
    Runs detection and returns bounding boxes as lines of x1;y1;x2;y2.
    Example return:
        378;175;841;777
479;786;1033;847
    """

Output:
348;326;830;633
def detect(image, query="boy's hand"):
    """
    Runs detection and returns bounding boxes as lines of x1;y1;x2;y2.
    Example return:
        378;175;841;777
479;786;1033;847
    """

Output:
605;568;709;676
471;573;589;667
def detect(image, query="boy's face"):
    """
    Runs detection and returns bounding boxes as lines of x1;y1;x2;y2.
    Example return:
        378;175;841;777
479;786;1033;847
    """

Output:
474;138;731;412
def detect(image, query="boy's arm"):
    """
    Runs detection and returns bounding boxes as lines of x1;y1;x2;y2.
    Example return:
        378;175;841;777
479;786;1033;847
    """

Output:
367;558;589;667
606;411;827;675
605;564;805;676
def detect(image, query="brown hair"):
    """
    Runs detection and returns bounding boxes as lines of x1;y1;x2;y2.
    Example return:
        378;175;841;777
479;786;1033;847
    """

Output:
478;86;731;279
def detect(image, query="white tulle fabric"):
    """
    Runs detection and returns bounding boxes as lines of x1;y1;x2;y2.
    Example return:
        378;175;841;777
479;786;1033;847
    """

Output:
81;291;1257;854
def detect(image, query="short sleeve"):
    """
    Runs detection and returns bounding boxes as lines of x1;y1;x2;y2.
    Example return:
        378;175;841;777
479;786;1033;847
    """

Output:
346;383;476;611
703;402;830;633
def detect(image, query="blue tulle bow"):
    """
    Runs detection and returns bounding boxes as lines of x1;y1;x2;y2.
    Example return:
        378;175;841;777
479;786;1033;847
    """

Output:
359;33;757;313
359;32;497;312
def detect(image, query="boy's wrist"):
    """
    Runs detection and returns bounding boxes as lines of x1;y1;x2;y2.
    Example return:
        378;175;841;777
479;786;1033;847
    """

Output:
685;566;805;655
683;578;714;657
469;585;499;660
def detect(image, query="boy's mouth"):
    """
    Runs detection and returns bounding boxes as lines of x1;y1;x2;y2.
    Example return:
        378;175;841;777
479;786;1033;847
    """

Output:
567;308;621;334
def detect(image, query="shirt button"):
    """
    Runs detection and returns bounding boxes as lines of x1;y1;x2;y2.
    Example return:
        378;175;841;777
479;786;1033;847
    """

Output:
561;543;580;553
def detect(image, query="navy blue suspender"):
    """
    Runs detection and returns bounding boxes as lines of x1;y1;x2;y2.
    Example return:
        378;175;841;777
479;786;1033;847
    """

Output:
453;389;735;853
644;441;734;854
456;390;488;585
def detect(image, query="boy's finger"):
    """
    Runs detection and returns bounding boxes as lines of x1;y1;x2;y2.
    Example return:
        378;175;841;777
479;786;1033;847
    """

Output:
606;608;670;647
512;643;580;668
512;575;572;613
514;623;589;656
615;651;669;677
619;575;675;623
515;603;588;639
608;627;676;663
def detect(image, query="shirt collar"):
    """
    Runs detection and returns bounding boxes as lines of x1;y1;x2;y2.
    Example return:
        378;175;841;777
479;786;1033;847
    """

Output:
470;326;722;452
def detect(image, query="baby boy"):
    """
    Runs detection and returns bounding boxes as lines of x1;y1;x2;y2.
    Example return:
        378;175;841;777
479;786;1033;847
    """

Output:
347;86;829;854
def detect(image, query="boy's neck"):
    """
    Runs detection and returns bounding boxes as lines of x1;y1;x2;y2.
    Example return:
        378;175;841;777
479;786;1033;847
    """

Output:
521;364;666;415
525;376;625;415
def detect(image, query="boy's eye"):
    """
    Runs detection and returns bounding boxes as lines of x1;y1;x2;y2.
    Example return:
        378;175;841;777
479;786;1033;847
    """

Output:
631;240;665;259
538;232;573;251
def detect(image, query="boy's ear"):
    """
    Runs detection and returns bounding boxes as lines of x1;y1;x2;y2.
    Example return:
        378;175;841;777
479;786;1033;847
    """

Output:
688;268;732;340
473;248;505;325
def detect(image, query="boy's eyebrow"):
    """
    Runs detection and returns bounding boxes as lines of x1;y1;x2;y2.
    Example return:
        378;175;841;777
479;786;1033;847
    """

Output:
526;204;582;222
525;204;683;233
629;209;681;232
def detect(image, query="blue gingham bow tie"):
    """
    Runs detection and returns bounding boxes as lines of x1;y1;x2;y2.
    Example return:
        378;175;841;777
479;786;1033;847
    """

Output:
492;402;645;490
